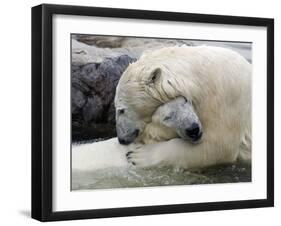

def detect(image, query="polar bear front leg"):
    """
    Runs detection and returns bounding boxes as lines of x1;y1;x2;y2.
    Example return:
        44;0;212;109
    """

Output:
72;137;131;171
126;138;238;169
126;139;191;168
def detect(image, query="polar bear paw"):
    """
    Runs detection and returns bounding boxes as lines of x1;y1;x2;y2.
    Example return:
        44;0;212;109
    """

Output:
126;143;163;168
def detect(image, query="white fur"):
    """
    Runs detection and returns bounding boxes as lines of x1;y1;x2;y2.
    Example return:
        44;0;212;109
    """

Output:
116;46;252;169
72;138;129;171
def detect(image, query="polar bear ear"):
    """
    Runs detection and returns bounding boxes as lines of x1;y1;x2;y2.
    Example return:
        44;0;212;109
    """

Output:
148;68;161;84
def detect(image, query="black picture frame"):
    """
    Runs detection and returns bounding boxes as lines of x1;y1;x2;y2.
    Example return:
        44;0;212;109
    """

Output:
31;3;274;222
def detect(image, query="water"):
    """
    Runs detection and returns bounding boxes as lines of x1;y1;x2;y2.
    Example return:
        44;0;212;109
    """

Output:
72;162;251;190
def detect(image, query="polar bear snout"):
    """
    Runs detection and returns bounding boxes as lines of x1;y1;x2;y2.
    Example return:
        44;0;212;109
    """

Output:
185;123;202;142
115;104;144;145
118;129;139;145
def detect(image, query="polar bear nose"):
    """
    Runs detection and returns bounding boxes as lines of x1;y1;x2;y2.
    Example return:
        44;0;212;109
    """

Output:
118;138;131;145
118;129;140;145
185;123;201;139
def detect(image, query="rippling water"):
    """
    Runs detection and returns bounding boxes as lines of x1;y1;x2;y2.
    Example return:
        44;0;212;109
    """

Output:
72;163;251;190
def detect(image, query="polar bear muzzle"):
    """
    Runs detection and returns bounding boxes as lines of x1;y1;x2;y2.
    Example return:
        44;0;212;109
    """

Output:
117;129;139;145
115;107;144;145
155;96;203;143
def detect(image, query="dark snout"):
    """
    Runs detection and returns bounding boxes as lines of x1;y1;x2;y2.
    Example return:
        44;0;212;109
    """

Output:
117;129;139;145
118;138;131;145
185;123;203;142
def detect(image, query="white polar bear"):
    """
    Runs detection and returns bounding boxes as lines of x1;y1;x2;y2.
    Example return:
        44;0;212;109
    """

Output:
138;96;202;144
115;45;252;169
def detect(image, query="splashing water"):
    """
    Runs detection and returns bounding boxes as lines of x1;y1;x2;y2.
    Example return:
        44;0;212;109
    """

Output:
72;162;251;190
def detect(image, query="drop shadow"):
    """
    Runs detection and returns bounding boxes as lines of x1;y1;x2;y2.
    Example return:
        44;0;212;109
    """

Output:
19;210;30;218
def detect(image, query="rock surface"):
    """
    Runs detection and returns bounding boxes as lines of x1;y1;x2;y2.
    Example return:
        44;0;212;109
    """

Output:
72;55;136;141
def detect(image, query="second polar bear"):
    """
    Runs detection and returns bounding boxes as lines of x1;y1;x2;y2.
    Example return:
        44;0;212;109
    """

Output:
139;96;202;144
115;46;252;169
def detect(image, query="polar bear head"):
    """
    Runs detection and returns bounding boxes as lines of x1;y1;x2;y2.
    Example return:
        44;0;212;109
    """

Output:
115;85;203;144
150;96;202;142
133;96;203;145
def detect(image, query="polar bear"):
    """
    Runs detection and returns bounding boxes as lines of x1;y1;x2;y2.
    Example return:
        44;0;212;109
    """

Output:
115;45;252;169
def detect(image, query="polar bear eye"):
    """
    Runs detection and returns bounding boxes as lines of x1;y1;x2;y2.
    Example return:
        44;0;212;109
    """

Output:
163;112;175;121
163;116;172;121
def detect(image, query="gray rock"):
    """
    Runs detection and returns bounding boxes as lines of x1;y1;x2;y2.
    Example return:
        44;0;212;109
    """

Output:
72;39;139;66
73;35;193;49
72;87;86;114
82;95;103;123
71;36;193;66
72;54;136;141
75;35;125;48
